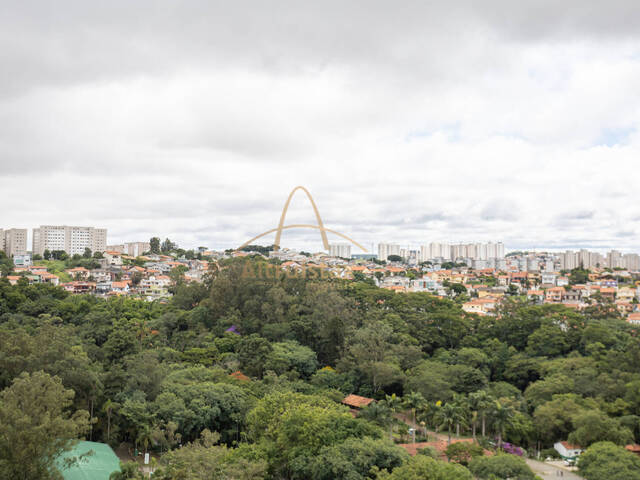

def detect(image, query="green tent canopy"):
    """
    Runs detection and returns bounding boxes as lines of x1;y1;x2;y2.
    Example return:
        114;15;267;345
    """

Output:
57;441;121;480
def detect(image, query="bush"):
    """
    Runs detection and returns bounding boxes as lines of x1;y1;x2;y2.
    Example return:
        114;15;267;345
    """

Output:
445;442;484;465
468;454;536;480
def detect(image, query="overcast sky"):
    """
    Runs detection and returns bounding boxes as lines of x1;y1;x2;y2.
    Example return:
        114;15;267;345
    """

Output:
2;1;640;253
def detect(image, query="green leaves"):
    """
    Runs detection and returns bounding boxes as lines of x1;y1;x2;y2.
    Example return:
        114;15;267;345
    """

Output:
0;371;90;480
579;442;640;480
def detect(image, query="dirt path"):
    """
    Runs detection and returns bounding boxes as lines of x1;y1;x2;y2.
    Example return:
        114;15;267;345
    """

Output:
525;459;584;480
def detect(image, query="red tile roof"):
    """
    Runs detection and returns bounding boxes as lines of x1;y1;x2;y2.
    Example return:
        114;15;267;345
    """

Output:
342;394;374;409
229;371;250;381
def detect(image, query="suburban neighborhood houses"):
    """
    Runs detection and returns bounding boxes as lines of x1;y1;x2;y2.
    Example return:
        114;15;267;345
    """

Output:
2;227;640;321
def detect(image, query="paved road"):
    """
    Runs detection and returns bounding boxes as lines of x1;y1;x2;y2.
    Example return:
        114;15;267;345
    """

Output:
525;459;584;480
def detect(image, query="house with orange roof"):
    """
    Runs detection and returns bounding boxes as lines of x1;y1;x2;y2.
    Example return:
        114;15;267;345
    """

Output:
31;271;60;286
110;281;130;293
62;281;96;294
625;444;640;456
350;265;371;275
616;302;634;315
627;313;640;325
462;298;497;315
28;265;48;273
600;287;616;301
386;266;405;276
554;441;582;461
103;251;123;266
6;275;21;285
229;371;250;381
510;272;528;285
65;266;89;280
342;394;374;410
618;286;637;302
527;290;544;303
545;287;564;303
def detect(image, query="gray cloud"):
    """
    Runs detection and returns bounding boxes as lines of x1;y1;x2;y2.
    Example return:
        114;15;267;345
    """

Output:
1;2;640;252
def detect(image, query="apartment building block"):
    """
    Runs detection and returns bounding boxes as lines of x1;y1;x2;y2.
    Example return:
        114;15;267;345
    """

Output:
0;228;28;257
329;243;352;259
378;243;401;261
106;242;151;257
32;225;107;256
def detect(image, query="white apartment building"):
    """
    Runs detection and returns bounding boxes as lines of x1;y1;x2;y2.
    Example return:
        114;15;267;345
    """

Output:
32;225;107;256
378;243;400;261
558;251;579;270
329;243;352;259
399;248;419;265
557;249;638;270
0;228;28;257
608;250;623;269
420;242;504;262
623;253;640;271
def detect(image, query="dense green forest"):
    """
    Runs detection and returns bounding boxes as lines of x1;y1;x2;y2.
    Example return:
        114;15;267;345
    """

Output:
2;257;640;479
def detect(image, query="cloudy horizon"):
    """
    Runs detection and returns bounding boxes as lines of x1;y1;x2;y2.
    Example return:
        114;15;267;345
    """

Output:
2;1;640;254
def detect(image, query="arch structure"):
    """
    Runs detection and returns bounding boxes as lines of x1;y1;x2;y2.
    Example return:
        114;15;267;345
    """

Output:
238;186;367;252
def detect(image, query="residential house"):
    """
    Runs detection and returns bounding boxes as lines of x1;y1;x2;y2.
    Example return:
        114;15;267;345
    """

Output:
103;251;123;266
65;267;90;280
627;313;640;325
545;287;564;303
554;441;582;461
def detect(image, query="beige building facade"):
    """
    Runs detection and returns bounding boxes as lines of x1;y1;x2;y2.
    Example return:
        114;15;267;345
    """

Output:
32;225;107;256
105;242;150;257
1;228;28;256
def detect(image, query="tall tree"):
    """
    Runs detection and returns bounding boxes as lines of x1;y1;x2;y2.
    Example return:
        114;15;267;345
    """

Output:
149;237;160;254
436;402;467;445
579;441;640;480
0;371;90;480
492;401;514;450
469;390;494;439
403;391;427;432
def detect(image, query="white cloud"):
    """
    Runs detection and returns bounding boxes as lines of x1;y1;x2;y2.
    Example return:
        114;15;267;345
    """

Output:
1;1;640;253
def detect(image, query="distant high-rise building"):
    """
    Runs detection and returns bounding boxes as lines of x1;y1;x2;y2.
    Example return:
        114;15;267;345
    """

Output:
1;228;27;257
329;243;352;259
125;242;150;257
378;243;400;261
32;225;107;256
105;242;150;256
558;251;578;270
420;242;452;262
420;241;503;262
0;228;27;257
623;253;640;271
607;250;623;269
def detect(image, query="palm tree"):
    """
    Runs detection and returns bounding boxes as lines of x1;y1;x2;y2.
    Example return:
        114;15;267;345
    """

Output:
402;391;426;429
451;394;469;438
136;425;154;457
492;400;515;450
384;394;403;442
360;401;393;441
435;402;466;446
102;399;119;443
469;390;493;440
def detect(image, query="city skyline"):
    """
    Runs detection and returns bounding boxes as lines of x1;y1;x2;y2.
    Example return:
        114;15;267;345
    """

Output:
2;2;640;252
